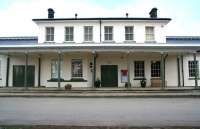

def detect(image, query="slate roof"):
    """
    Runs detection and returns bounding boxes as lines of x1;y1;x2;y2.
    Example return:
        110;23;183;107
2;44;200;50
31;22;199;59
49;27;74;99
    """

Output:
0;36;38;45
166;36;200;44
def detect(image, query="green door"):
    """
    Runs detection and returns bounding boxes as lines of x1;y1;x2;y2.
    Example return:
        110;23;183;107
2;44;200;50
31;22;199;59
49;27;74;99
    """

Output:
13;65;25;87
27;66;35;87
13;65;35;87
101;65;118;87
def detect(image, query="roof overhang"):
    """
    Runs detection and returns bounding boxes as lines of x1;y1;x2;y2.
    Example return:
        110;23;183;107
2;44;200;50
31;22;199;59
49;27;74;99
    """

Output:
0;43;199;53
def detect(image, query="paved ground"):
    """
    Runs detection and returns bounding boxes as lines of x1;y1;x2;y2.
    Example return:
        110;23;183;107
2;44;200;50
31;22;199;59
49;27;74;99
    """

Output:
0;97;200;127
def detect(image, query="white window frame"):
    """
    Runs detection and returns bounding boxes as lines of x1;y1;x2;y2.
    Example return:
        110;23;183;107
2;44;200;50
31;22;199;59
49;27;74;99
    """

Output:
71;59;83;78
65;27;74;41
151;61;160;78
84;26;93;42
145;26;155;42
188;60;199;78
134;61;145;78
125;26;134;41
104;26;113;41
45;27;54;41
51;59;63;79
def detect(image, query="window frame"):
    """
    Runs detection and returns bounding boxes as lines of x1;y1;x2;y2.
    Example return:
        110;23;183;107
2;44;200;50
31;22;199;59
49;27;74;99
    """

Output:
104;26;113;41
45;27;54;42
145;26;155;42
134;61;145;78
71;59;83;78
65;26;74;42
51;59;63;79
151;61;160;78
188;60;199;78
84;26;93;42
125;26;134;41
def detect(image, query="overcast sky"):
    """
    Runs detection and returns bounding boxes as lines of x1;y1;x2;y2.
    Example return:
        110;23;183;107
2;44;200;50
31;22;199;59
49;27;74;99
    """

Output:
0;0;199;37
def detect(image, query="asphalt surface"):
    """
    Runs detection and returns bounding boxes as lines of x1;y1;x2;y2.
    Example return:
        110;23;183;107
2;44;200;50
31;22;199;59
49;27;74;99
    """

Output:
0;97;200;127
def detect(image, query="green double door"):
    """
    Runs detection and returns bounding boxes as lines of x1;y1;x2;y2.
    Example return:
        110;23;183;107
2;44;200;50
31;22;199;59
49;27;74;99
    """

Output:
101;65;118;87
13;65;35;87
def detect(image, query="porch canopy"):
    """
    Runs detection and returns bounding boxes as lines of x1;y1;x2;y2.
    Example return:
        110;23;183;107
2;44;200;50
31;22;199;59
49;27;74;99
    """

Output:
0;43;199;88
0;43;199;53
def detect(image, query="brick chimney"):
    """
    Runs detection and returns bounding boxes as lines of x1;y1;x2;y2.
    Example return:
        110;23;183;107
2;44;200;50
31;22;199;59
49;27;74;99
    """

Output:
149;8;157;18
48;8;55;19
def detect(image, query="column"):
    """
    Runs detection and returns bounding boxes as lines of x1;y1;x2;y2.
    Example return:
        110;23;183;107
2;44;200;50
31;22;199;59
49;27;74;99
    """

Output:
127;51;131;88
38;55;41;87
160;52;165;89
177;55;181;87
6;55;10;87
92;51;96;88
24;53;28;88
181;54;185;87
193;52;198;88
58;52;61;88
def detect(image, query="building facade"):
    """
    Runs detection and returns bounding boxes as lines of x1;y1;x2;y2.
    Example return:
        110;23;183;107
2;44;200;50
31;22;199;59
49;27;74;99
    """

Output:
0;8;199;88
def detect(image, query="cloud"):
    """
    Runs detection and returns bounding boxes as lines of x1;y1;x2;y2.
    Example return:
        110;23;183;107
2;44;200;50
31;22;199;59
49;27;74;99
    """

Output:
0;0;199;36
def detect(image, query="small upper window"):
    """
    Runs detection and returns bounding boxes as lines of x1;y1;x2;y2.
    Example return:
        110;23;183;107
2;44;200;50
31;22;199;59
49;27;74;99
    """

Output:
125;26;134;41
104;26;113;41
84;26;93;41
145;26;155;41
46;27;54;41
65;27;74;41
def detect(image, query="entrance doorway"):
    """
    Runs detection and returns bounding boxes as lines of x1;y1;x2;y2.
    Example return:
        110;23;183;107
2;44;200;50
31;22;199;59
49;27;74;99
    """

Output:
13;65;35;87
101;65;118;87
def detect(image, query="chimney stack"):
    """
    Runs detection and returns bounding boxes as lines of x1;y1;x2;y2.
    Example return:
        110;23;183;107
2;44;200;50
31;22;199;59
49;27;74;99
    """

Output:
149;8;157;18
126;13;129;18
48;8;55;18
75;13;78;19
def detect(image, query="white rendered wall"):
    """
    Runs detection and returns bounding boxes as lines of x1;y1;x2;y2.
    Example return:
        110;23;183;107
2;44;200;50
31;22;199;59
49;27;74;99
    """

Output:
5;52;200;88
183;53;200;86
8;55;39;87
0;55;7;87
37;20;168;44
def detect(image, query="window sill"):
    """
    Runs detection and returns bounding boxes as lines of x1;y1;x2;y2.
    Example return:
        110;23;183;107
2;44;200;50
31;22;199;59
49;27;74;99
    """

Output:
123;40;136;43
47;78;65;82
63;41;76;43
67;78;87;82
151;77;161;80
145;41;156;43
82;41;94;43
47;78;87;82
44;41;55;43
103;41;116;43
188;77;200;80
134;77;146;80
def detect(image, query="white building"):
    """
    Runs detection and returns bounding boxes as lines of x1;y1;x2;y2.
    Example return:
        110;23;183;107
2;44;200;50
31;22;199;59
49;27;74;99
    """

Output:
0;8;199;88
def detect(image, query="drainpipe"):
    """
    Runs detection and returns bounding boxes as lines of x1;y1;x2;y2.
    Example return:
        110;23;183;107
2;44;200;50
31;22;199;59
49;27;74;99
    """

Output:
127;51;131;88
6;55;10;87
38;55;41;87
193;52;198;88
177;55;181;87
181;54;185;87
160;52;165;89
58;52;61;89
99;19;102;43
92;51;97;88
163;53;168;88
24;53;28;89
